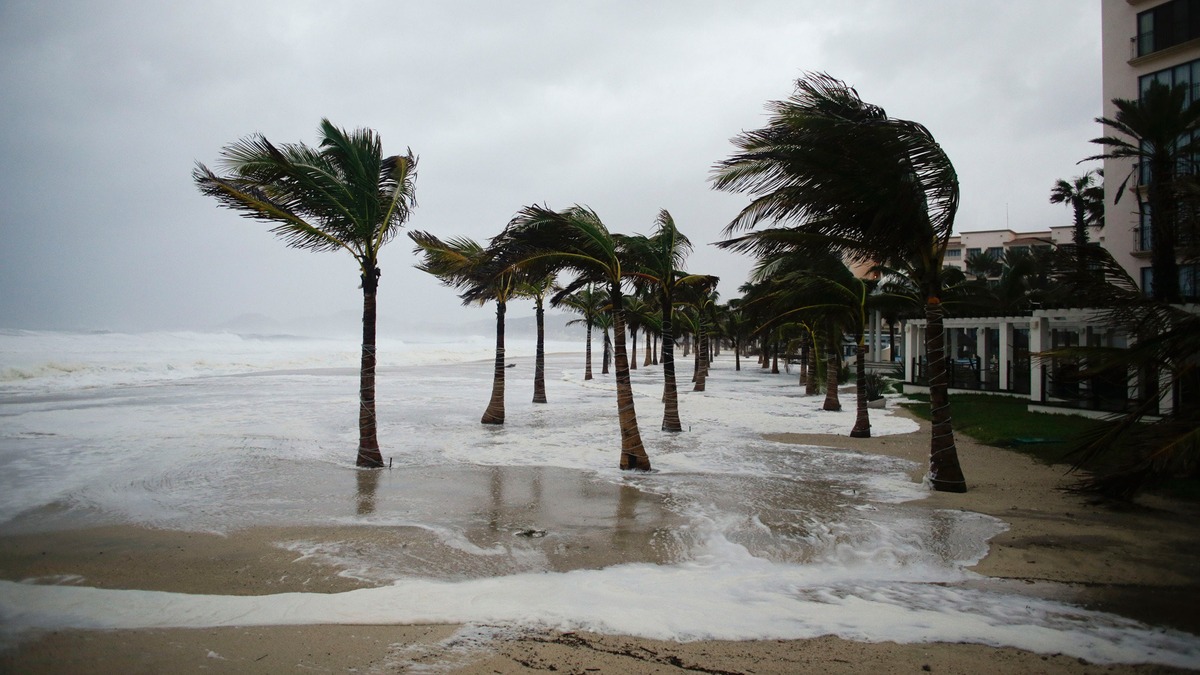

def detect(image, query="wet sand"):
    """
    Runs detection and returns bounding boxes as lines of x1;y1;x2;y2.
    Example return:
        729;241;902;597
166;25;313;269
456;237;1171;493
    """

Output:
3;407;1199;673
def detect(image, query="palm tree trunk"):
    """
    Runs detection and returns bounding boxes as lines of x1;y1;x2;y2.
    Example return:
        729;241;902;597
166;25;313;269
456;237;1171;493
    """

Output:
806;349;820;395
823;332;841;411
533;297;547;403
925;297;967;492
644;329;653;367
771;342;780;374
661;299;682;432
629;328;638;371
602;328;612;375
734;338;741;371
693;327;707;392
584;321;593;381
850;341;871;438
481;300;506;424
356;266;384;468
611;283;651;470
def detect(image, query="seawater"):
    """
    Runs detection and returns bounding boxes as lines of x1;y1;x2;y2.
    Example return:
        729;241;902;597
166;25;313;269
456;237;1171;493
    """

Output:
0;329;1197;668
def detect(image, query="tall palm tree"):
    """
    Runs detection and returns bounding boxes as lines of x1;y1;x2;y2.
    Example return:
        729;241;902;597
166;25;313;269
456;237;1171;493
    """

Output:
621;210;715;432
408;231;516;425
193;119;417;468
494;205;652;471
1085;81;1200;303
711;73;966;491
1050;170;1105;280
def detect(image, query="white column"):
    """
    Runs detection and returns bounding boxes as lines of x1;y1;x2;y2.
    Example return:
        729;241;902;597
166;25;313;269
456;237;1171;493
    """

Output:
1029;316;1049;402
977;326;991;387
904;322;918;382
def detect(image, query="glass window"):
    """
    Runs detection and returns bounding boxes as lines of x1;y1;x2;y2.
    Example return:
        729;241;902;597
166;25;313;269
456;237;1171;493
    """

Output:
986;247;1003;258
1142;267;1155;297
1182;264;1199;301
945;249;961;257
966;248;981;257
1137;0;1200;57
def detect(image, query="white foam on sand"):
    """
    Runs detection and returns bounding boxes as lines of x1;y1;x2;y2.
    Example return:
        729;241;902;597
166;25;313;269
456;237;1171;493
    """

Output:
0;332;1198;668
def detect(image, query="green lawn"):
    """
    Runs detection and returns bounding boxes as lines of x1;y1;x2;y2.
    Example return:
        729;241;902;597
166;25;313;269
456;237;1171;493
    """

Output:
898;392;1200;502
897;393;1102;467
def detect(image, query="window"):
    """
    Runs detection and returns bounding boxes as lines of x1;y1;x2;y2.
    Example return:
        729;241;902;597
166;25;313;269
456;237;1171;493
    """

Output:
986;247;1003;259
1138;60;1200;183
1182;263;1200;301
1140;264;1198;299
1137;0;1200;57
966;248;981;257
945;249;961;258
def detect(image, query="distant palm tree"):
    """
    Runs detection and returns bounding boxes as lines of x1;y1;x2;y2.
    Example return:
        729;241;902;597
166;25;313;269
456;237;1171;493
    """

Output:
621;294;655;371
721;232;873;436
495;205;652;471
558;285;605;381
518;272;557;404
409;231;516;425
711;73;967;490
1085;81;1200;303
1050;170;1104;280
193;119;417;468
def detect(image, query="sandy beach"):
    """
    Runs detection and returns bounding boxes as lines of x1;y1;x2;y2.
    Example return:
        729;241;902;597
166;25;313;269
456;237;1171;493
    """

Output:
2;403;1198;674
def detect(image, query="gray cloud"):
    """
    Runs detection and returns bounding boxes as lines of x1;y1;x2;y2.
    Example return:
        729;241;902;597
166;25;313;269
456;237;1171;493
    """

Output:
0;1;1101;332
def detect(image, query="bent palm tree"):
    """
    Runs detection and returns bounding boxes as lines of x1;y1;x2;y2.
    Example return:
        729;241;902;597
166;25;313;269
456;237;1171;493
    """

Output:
409;231;517;424
711;73;966;491
495;205;651;470
622;210;715;432
194;119;417;468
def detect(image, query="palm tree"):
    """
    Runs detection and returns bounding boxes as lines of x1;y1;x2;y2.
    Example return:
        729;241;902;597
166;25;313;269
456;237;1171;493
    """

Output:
1049;170;1105;280
1043;246;1199;500
621;294;655;371
518;272;557;404
720;233;874;436
1085;81;1200;303
494;205;652;471
711;73;966;491
718;299;751;372
409;231;516;425
621;210;715;432
193;119;417;468
558;285;605;381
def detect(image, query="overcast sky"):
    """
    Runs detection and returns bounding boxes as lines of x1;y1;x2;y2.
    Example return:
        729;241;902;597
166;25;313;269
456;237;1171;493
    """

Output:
0;1;1102;334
